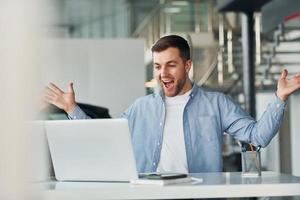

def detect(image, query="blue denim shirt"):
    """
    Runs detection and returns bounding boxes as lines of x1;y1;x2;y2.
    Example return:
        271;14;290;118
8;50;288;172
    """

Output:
69;84;286;173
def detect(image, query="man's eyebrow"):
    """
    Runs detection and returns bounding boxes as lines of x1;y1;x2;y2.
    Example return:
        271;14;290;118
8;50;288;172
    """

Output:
166;60;177;64
154;60;177;65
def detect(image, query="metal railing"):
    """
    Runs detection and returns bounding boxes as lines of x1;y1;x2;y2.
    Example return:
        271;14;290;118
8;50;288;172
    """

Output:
132;0;216;50
132;1;247;96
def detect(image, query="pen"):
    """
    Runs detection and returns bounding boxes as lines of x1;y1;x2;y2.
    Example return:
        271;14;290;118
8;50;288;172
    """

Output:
256;145;261;152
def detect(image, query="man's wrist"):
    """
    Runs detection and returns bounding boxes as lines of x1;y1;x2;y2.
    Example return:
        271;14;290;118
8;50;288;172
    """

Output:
65;103;77;114
276;91;288;102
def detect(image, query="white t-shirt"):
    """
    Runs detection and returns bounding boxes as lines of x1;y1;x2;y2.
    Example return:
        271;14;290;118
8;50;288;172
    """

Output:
156;90;191;173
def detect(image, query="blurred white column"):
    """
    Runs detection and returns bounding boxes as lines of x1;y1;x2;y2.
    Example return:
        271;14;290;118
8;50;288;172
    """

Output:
0;0;50;199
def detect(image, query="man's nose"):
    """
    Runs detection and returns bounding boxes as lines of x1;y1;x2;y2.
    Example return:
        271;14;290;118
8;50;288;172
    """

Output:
161;66;168;76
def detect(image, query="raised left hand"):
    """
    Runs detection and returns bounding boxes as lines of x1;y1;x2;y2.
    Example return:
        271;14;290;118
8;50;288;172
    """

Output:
276;69;300;101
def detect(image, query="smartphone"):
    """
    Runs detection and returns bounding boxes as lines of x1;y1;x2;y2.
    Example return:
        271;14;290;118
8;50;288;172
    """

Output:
139;172;187;180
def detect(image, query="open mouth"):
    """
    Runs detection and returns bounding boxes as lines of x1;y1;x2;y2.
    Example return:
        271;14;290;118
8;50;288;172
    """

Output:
162;80;174;89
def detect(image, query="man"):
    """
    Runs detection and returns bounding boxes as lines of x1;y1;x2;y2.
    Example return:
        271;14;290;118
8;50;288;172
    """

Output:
45;35;300;173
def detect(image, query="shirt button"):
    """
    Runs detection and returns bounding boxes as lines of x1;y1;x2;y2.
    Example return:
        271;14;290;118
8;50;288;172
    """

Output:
157;142;160;146
159;122;163;126
73;116;77;119
276;104;280;108
153;162;156;166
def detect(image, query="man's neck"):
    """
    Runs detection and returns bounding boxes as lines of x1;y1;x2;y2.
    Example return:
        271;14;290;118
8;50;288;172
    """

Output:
179;79;193;96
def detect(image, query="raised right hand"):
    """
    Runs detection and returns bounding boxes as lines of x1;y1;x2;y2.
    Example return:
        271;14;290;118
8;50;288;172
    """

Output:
44;82;77;114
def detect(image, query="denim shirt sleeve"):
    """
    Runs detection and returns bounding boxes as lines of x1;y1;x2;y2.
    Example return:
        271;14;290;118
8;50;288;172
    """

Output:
67;105;91;120
120;107;130;118
120;102;135;133
221;93;286;147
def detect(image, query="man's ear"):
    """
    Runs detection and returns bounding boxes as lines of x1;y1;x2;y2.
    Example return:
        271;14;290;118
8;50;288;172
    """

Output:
185;59;192;73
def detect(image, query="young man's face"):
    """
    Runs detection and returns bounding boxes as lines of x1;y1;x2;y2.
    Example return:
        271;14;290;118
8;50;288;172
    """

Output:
153;47;192;97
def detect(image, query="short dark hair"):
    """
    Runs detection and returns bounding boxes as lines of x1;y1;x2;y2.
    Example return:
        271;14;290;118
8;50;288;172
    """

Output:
151;35;191;61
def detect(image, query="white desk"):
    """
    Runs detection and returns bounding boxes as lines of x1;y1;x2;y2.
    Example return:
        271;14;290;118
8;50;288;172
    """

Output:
38;172;300;199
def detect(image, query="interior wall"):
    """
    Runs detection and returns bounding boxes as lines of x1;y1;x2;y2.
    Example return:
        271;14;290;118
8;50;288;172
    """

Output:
290;93;300;176
257;92;300;175
41;39;145;117
256;92;280;172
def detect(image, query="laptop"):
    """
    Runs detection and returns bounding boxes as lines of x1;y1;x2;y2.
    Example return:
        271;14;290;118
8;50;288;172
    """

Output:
45;119;139;182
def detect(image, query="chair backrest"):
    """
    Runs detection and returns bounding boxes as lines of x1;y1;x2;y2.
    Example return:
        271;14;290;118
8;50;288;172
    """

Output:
39;103;111;120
